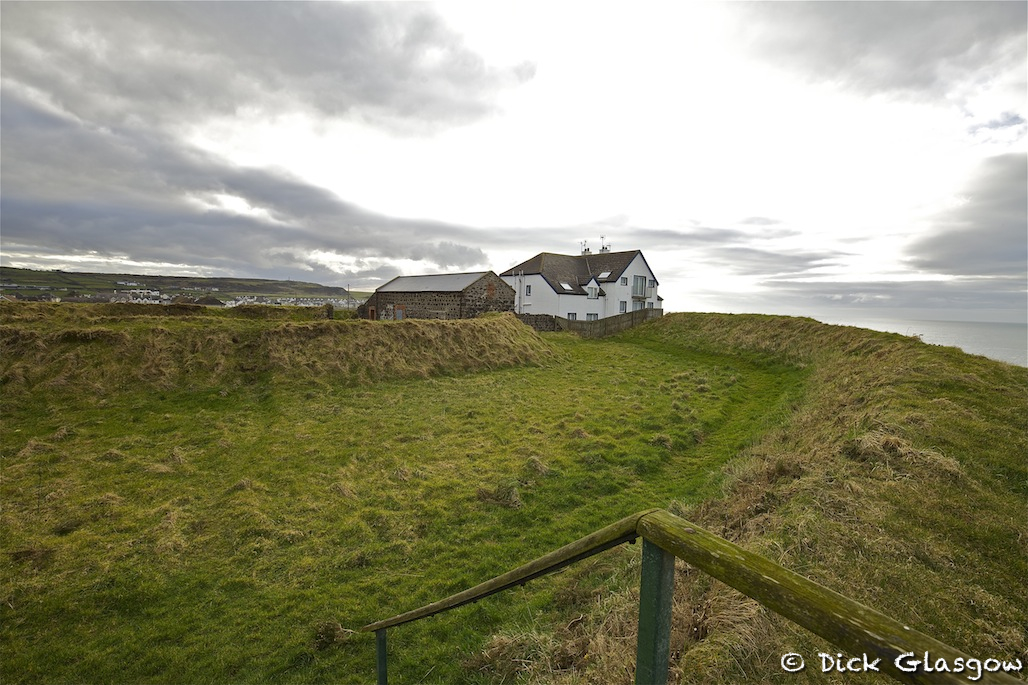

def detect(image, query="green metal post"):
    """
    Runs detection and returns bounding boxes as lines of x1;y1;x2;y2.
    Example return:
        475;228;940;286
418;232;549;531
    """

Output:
636;539;675;685
376;629;387;685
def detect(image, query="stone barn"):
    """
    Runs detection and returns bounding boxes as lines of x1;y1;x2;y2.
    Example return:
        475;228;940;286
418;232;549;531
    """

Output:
358;271;514;320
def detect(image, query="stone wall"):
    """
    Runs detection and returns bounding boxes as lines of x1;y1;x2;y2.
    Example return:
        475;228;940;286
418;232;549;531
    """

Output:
515;313;561;332
517;309;663;336
360;291;459;320
461;272;515;318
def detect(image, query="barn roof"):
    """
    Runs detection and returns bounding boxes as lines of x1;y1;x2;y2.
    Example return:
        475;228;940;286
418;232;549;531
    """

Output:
376;271;492;293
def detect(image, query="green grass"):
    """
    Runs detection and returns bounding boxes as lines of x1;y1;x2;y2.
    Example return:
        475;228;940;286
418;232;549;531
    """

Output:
1;307;1024;684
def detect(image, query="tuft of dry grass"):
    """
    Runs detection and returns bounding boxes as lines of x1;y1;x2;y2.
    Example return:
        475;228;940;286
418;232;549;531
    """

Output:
227;478;259;493
842;428;963;479
526;455;551;476
649;433;673;450
330;481;355;498
99;449;128;462
477;480;524;509
312;621;354;651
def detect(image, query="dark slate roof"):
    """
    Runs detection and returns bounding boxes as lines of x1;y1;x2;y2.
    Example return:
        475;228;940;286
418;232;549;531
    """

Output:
501;250;654;295
377;271;491;293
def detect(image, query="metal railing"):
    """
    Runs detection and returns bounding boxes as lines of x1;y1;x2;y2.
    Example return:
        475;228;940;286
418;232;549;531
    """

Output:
362;509;1021;684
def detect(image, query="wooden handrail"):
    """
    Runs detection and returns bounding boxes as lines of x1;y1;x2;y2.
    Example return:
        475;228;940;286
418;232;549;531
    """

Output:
362;509;1022;684
637;510;1019;685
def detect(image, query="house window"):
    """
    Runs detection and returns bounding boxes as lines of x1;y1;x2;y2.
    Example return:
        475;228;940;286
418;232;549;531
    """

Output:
633;301;644;311
567;312;577;321
619;301;627;313
649;279;656;288
620;277;628;286
647;302;654;309
587;313;598;321
587;286;598;299
633;275;646;297
525;284;531;296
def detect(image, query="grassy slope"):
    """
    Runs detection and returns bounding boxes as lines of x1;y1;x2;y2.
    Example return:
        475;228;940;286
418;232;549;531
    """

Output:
479;314;1027;684
1;307;1024;683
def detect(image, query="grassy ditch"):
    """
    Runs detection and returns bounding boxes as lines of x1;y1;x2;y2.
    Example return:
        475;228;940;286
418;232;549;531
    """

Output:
1;307;1024;683
471;314;1027;684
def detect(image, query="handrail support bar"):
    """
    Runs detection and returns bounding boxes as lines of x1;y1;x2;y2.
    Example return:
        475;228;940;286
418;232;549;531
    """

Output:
635;538;675;685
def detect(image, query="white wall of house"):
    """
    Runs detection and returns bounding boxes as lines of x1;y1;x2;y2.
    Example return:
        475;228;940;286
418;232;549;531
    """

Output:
507;274;556;315
607;253;660;314
503;253;660;319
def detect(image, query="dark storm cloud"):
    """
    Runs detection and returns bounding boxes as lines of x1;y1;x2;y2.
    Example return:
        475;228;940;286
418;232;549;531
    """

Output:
632;224;800;248
625;226;837;276
633;227;749;246
0;91;488;283
739;1;1026;100
0;3;527;284
976;112;1027;131
0;2;533;132
702;246;844;277
907;153;1027;277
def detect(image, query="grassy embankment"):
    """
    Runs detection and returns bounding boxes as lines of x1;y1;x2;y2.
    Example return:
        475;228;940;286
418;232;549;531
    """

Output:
475;315;1027;684
1;303;1024;683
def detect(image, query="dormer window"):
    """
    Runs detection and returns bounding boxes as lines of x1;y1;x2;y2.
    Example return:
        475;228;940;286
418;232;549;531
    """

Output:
587;286;599;299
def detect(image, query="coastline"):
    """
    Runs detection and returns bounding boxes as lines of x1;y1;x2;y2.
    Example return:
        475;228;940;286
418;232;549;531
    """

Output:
814;316;1027;367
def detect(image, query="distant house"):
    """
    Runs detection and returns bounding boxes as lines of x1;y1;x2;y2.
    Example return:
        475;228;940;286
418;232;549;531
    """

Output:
500;248;660;321
358;271;514;321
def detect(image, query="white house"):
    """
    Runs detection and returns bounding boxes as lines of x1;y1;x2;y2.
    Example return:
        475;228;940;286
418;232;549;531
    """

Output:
500;248;661;321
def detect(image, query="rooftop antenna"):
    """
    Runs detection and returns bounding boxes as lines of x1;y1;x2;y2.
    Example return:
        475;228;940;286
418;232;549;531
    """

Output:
599;235;610;253
580;240;591;255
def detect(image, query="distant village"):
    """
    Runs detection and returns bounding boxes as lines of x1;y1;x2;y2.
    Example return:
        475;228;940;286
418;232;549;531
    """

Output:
0;280;363;310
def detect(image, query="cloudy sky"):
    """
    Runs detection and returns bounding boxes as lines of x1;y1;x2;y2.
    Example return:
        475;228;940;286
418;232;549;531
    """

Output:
2;2;1025;322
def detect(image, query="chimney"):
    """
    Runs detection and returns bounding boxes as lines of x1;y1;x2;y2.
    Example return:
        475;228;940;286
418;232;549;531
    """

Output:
599;235;611;253
580;240;591;255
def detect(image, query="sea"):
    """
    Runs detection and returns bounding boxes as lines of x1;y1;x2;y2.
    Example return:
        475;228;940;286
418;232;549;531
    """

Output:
812;316;1028;368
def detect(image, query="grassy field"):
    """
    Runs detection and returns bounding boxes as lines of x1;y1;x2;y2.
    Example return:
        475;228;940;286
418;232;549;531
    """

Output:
1;304;1025;683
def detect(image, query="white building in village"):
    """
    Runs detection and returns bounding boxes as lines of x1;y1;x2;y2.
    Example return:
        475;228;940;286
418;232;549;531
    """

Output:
500;244;661;321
